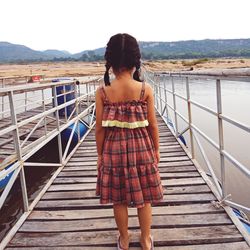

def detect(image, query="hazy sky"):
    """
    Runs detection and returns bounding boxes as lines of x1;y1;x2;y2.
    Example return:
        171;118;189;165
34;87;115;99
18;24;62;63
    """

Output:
0;0;250;53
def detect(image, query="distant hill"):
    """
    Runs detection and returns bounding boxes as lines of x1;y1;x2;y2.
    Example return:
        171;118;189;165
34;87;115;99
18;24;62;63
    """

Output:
72;48;105;61
43;49;71;58
139;39;250;59
0;42;46;61
0;42;70;62
1;39;250;62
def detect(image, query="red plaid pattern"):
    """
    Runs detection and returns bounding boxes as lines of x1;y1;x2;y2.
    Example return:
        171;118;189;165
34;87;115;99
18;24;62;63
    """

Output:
96;83;163;208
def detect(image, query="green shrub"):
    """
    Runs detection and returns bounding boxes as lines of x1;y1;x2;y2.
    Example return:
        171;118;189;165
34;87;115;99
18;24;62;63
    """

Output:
182;58;210;66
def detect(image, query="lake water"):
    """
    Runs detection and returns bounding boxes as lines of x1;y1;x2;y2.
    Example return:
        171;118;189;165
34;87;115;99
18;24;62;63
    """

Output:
156;75;250;217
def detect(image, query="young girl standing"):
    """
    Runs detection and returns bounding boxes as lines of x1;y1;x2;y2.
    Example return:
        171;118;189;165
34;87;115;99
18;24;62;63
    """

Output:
95;33;163;250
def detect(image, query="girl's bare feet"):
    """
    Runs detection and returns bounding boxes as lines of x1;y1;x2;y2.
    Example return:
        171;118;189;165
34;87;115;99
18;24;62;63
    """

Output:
118;234;130;250
140;235;153;250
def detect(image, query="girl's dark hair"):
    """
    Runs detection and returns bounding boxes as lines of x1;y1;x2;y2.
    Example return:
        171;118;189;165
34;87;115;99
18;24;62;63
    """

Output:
104;33;142;86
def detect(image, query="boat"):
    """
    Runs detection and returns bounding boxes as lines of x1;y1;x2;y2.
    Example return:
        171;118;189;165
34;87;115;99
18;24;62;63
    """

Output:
0;163;14;192
233;208;250;233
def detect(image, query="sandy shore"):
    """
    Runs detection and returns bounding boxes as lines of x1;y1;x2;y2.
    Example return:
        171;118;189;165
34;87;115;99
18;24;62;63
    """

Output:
0;59;250;78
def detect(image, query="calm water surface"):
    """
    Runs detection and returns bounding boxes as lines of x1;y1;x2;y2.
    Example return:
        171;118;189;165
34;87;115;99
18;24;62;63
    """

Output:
160;77;250;217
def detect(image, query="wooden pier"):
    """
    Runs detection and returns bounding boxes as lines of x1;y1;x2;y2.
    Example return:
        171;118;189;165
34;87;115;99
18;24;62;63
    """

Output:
4;113;250;249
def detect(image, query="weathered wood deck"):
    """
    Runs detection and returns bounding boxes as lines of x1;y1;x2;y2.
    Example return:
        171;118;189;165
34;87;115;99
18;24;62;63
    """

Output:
5;114;250;249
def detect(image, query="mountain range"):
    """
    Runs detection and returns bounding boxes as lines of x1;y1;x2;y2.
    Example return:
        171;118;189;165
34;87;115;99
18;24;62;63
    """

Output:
0;38;250;62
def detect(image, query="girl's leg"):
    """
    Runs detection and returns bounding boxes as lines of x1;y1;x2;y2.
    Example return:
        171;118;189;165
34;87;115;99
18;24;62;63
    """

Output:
113;204;130;249
137;203;152;250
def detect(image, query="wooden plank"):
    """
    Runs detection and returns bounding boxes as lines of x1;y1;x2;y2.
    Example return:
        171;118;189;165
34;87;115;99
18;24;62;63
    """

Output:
79;141;179;147
35;193;216;209
67;156;190;163
84;135;176;142
158;165;196;171
48;177;205;191
57;170;200;178
20;213;232;233
28;203;225;220
159;142;179;146
64;160;194;168
8;226;243;247
74;146;184;155
69;152;187;162
86;130;173;137
0;144;15;149
5;242;250;250
55;171;200;180
41;188;214;200
152;242;250;250
76;144;183;153
0;149;14;154
43;185;211;200
41;189;215;203
165;185;211;194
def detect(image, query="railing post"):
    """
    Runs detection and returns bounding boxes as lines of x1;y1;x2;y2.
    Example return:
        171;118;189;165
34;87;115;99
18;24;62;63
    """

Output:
9;91;29;212
25;77;28;112
152;76;156;105
86;82;90;124
42;89;47;135
159;75;163;115
74;82;80;142
171;76;179;137
78;81;82;99
157;75;161;111
52;86;63;165
1;78;4;119
216;79;226;198
186;77;195;159
163;75;169;118
63;85;67;122
154;74;159;110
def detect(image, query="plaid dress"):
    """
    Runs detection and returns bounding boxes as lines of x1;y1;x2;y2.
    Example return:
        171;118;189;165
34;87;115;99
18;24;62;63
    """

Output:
96;82;163;208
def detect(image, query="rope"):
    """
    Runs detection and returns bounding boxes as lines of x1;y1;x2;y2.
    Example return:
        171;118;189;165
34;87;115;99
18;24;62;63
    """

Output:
211;194;232;208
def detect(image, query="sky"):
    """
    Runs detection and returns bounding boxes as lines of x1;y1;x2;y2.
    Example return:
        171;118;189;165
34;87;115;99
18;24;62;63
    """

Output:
0;0;250;54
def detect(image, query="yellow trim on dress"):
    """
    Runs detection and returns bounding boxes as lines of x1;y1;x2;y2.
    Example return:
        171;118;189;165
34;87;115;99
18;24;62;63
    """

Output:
102;120;149;128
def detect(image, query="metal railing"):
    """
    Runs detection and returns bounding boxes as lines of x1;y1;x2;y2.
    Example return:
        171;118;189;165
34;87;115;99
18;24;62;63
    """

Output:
144;69;250;215
0;77;100;212
0;75;46;119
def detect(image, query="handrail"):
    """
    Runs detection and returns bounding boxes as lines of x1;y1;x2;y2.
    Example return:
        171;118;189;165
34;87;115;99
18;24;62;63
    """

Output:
0;77;101;96
144;69;250;214
0;78;100;213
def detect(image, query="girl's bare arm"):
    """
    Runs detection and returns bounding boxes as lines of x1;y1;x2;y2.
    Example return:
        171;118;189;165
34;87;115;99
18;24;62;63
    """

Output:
95;87;105;156
146;84;160;153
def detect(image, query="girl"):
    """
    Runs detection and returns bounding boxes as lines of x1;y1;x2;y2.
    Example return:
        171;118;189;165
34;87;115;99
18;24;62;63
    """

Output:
95;33;163;250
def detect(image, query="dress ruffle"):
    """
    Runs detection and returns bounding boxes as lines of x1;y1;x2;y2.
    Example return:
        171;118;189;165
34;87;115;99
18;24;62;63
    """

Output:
96;163;163;208
102;100;148;126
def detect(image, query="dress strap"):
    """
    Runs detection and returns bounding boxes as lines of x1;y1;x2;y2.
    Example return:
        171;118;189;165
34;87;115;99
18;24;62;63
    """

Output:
139;81;145;100
100;86;108;101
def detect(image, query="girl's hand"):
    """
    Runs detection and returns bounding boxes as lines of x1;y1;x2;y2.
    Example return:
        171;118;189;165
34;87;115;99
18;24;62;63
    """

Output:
97;154;102;169
155;149;160;164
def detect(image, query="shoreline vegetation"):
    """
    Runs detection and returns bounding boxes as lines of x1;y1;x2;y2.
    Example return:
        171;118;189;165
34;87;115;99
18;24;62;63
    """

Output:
0;58;250;78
